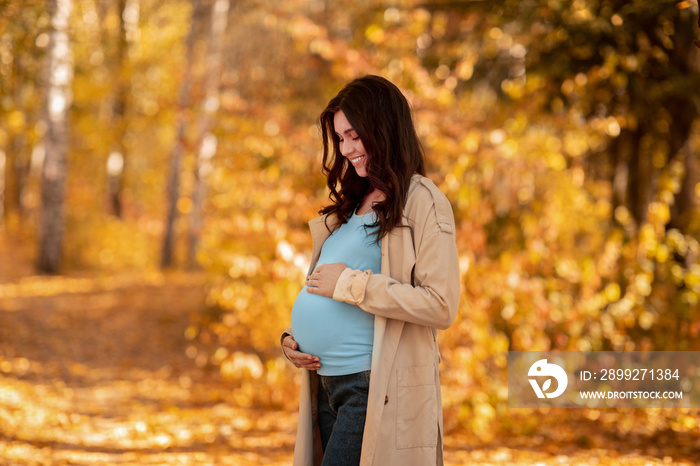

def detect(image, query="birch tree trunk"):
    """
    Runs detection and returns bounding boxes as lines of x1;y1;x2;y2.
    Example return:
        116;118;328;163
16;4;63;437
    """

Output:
187;0;230;268
38;0;73;274
161;0;202;269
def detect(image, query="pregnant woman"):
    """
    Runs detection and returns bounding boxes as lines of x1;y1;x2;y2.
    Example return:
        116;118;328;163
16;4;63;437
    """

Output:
282;75;460;466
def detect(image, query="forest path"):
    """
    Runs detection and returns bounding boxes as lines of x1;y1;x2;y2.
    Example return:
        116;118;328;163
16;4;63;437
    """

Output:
0;268;297;465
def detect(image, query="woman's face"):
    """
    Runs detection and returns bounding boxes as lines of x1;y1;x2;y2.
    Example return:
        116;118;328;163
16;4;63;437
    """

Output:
334;110;368;178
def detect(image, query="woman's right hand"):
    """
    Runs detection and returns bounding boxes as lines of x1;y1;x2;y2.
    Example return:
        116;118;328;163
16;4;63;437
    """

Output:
282;335;321;370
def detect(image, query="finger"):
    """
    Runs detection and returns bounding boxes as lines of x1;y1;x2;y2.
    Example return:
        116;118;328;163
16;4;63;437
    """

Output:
299;361;322;370
293;355;320;366
282;336;298;350
284;347;297;360
292;358;321;370
284;346;311;362
287;348;318;362
286;348;306;360
298;354;319;363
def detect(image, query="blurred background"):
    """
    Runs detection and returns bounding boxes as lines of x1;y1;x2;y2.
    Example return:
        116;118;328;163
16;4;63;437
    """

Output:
1;0;699;464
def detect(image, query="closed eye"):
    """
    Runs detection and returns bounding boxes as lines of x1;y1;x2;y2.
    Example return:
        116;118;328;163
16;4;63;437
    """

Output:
336;133;360;143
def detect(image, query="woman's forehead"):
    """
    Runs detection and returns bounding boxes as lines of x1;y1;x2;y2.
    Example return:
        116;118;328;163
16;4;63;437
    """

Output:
333;110;355;134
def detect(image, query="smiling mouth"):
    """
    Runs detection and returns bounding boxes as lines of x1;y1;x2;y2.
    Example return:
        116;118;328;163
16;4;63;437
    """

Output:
350;155;364;164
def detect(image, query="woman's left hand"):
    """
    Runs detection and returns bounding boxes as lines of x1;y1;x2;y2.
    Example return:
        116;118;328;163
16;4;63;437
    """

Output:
306;262;347;298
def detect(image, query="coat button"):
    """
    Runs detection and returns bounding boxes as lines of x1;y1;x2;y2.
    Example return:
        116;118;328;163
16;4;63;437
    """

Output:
384;396;389;405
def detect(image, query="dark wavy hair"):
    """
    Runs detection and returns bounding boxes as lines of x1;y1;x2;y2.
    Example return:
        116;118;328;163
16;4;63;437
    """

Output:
319;75;425;241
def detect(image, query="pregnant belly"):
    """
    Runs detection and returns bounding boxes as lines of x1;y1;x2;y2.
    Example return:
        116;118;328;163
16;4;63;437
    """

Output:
290;286;373;364
290;287;341;359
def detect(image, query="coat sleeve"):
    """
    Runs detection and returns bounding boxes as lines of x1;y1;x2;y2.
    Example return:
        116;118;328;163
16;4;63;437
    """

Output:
332;195;460;330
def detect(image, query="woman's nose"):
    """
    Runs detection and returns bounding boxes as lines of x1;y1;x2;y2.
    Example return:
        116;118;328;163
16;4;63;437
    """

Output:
342;142;354;157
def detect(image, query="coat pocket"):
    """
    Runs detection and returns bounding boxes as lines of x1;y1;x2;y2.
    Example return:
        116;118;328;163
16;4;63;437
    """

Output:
396;365;438;449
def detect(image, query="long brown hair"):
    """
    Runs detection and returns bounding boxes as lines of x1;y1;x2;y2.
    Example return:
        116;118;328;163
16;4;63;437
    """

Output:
319;75;425;240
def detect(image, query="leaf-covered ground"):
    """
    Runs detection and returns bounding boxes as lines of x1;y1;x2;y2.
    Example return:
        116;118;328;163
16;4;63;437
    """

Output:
0;246;698;464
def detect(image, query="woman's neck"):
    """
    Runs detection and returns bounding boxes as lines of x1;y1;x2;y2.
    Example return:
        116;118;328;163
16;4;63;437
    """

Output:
357;188;385;215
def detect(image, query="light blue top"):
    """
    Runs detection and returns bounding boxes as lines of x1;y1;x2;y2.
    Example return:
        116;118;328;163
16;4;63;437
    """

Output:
291;210;381;376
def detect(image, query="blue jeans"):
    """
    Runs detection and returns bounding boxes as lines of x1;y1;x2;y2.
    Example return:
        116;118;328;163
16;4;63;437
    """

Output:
317;370;371;466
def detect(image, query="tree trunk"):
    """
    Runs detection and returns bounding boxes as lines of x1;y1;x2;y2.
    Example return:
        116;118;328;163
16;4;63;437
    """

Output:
106;0;132;219
610;131;629;216
611;129;644;228
161;0;202;269
187;0;230;268
665;11;700;234
38;0;73;274
2;133;27;227
626;129;651;227
2;35;32;229
670;137;698;235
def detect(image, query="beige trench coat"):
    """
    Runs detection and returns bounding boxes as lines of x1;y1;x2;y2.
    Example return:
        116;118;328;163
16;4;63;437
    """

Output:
290;174;460;466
